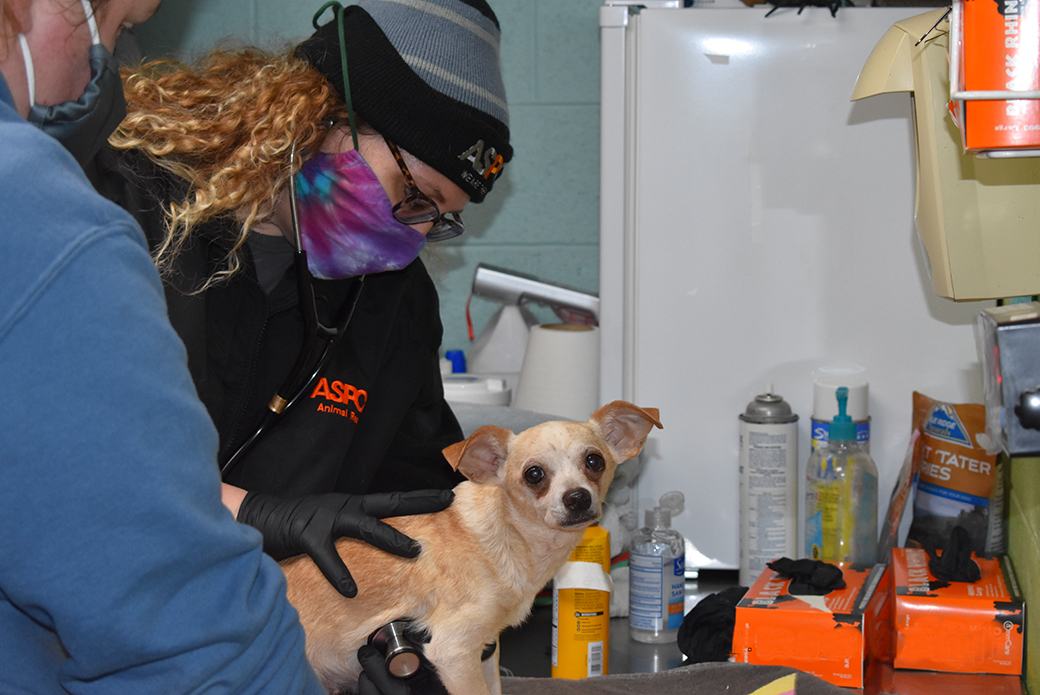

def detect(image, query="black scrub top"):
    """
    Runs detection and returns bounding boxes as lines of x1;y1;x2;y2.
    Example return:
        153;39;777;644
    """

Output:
93;147;465;497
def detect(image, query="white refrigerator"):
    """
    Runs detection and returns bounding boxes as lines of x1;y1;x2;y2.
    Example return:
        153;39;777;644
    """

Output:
598;3;991;571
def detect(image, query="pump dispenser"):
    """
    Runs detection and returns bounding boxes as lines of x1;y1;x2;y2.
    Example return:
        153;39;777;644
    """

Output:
828;388;857;443
628;492;686;643
804;387;879;564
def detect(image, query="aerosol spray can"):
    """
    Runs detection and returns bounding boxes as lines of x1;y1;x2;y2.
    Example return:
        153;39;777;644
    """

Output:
738;385;799;587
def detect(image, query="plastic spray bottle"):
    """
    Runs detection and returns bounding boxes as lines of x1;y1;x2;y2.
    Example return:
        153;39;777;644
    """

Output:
628;491;685;643
804;387;878;564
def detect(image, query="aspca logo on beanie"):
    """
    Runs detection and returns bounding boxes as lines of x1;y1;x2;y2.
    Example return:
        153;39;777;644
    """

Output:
297;0;514;202
457;140;506;196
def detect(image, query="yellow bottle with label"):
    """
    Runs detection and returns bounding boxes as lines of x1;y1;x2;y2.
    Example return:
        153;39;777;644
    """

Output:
804;387;878;564
552;525;611;679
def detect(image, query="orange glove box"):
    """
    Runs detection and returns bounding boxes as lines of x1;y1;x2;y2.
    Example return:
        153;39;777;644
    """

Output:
733;562;887;688
891;547;1025;675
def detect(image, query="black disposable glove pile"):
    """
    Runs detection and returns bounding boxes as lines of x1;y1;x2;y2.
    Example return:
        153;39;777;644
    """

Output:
237;489;454;597
766;557;846;596
926;525;982;587
677;584;748;664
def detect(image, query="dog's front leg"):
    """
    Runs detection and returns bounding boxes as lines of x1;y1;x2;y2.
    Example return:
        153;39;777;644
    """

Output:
481;639;501;695
425;644;495;695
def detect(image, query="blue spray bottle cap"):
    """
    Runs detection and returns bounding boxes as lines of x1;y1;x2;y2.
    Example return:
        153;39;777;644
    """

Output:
444;350;467;374
828;386;856;442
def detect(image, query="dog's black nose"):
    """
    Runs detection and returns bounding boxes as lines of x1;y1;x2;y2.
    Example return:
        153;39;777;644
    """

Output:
563;489;592;513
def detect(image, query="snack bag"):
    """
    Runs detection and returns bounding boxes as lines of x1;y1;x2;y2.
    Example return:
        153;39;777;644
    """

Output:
906;392;1003;554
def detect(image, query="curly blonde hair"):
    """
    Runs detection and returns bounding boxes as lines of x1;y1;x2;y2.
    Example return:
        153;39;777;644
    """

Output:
110;48;348;287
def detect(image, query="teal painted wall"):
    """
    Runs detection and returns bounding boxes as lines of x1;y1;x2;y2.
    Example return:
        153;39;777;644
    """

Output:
133;0;603;359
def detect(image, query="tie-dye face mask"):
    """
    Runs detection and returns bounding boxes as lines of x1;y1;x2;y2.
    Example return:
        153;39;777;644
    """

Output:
293;150;427;280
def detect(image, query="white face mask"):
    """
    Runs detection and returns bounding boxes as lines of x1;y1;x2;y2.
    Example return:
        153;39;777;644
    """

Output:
19;0;127;166
17;33;35;106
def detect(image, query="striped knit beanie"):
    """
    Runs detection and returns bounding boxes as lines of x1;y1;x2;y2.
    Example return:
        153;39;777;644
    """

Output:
295;0;512;203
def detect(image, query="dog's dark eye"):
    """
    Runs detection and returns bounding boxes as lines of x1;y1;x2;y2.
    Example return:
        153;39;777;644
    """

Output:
585;453;605;472
524;466;545;486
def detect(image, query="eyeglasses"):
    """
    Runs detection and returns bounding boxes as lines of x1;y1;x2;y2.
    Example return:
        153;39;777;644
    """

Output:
384;137;465;242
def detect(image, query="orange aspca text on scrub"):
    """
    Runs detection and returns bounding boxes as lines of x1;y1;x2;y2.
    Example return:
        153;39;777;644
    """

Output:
310;378;367;423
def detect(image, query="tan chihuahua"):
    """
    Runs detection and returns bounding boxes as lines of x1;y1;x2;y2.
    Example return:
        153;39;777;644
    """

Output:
280;401;662;695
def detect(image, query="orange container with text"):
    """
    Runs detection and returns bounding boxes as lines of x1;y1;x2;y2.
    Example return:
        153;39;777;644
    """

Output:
891;547;1025;675
951;0;1040;152
551;525;611;679
732;562;887;688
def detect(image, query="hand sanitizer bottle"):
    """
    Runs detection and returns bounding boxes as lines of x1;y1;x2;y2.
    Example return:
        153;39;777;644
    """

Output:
629;491;685;643
804;387;878;564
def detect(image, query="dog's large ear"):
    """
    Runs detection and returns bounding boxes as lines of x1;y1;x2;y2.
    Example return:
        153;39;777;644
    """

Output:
589;401;663;462
441;426;513;484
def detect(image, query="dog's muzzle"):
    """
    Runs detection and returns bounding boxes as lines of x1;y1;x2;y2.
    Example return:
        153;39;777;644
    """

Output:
564;488;592;513
560;488;600;527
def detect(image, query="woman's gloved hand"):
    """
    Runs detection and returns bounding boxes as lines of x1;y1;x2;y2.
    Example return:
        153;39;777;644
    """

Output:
236;490;454;598
356;644;449;695
356;626;496;695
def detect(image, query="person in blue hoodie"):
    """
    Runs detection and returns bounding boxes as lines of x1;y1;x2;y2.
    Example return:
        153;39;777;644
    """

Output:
0;1;446;692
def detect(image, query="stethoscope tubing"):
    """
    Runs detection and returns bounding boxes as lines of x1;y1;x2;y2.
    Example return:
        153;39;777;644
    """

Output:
220;144;365;479
218;275;363;479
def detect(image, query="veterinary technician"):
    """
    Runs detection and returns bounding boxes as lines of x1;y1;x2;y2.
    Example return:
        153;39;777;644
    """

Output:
94;0;513;600
0;0;327;691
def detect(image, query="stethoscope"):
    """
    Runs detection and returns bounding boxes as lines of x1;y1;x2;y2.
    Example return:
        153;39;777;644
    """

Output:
223;1;365;479
220;143;365;480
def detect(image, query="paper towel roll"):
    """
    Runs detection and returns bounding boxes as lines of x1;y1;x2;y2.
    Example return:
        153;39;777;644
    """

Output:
513;324;599;421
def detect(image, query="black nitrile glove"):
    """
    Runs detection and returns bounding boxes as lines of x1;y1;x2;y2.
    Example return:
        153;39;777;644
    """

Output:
767;557;846;596
677;585;748;664
236;490;455;598
356;625;494;695
926;525;981;586
357;644;450;695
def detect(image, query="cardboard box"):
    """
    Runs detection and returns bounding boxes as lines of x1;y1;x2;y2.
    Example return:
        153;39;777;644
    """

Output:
865;565;893;663
891;547;1025;675
733;563;887;688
